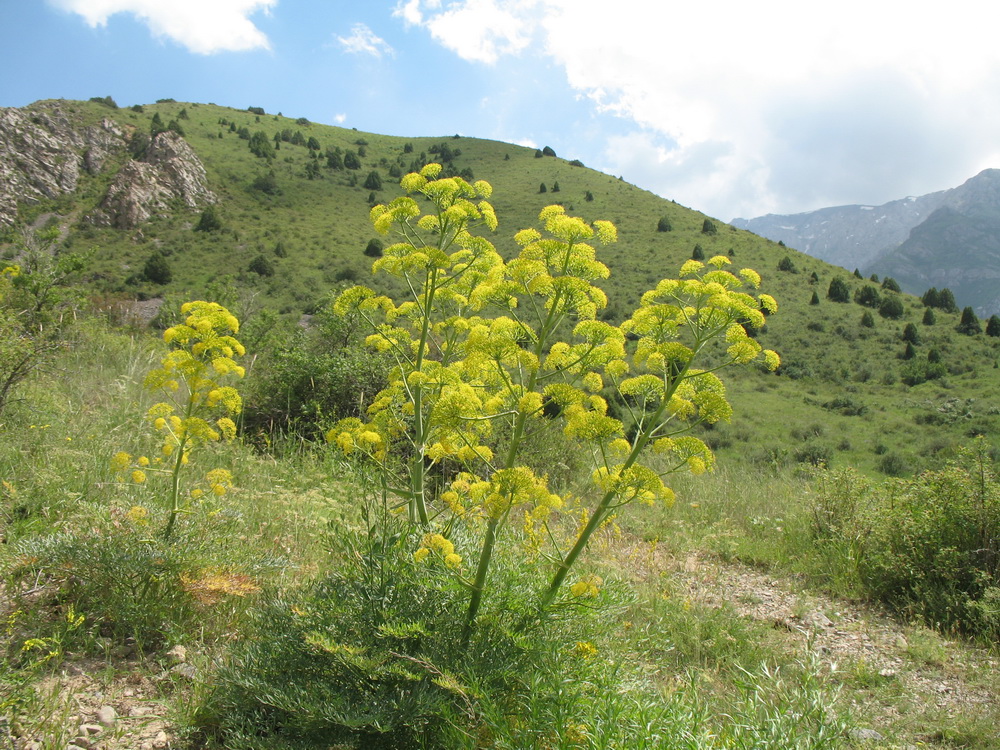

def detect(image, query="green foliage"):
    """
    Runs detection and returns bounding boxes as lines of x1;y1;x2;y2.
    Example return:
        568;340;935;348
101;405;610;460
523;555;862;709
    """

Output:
860;310;874;328
8;504;272;650
826;277;850;303
777;256;797;273
195;205;224;232
922;307;936;325
242;308;390;439
881;276;901;292
248;130;275;160
853;285;881;308
249;254;275;277
0;230;86;416
538;182;547;193
343;150;361;170
197;500;625;748
820;442;1000;639
251;170;281;195
809;290;820;305
701;218;718;235
878;295;904;319
363;170;383;191
89;95;118;109
542;145;557;156
958;306;982;335
938;288;959;313
987;314;1000;337
143;251;172;284
691;243;705;260
364;238;384;258
657;216;673;232
853;268;863;279
902;322;920;344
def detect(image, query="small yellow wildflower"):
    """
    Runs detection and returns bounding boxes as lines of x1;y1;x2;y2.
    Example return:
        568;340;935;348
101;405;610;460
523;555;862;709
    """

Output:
110;451;132;473
131;469;147;484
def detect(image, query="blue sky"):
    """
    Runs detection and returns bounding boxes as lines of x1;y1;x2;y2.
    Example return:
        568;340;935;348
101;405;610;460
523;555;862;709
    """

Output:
3;0;998;221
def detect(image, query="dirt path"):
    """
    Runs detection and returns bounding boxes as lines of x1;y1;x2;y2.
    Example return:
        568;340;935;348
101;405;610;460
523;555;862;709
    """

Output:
670;552;999;746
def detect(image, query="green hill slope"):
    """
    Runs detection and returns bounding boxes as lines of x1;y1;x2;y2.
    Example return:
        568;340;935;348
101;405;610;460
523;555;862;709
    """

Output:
3;98;999;474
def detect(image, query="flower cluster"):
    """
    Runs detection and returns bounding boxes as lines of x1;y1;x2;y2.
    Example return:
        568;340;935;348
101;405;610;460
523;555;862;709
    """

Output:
414;533;463;569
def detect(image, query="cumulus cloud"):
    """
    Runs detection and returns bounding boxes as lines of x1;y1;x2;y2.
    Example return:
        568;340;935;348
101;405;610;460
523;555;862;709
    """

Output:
337;23;395;58
49;0;275;54
395;0;534;64
399;0;1000;218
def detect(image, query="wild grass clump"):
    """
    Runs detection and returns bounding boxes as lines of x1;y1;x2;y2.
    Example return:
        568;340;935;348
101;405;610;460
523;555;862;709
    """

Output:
7;501;286;652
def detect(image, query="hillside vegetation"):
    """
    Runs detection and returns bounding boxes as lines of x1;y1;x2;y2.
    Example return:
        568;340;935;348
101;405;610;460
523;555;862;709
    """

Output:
2;98;999;475
1;99;999;749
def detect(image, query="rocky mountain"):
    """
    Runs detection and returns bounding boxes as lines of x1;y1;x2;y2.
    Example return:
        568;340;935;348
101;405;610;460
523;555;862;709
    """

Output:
732;169;1000;316
0;101;214;232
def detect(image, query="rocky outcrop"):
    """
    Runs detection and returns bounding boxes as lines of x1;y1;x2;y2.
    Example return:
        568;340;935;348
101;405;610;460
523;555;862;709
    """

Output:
0;101;215;231
0;103;125;228
91;131;216;229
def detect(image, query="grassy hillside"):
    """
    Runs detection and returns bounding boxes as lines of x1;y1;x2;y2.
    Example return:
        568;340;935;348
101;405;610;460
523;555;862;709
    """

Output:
4;98;1000;477
3;100;999;749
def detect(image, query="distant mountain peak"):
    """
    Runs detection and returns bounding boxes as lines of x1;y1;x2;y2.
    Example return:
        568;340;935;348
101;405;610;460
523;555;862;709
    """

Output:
732;171;1000;315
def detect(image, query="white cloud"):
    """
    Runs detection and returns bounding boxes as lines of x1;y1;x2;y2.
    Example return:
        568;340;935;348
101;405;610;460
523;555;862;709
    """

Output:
402;0;1000;218
337;23;395;58
333;113;347;124
395;0;535;64
49;0;276;54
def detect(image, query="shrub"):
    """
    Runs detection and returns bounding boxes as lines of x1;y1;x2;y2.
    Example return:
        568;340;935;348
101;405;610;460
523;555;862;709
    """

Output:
249;255;275;277
957;306;982;335
242;308;390;440
878;295;904;319
923;307;936;325
860;310;874;328
854;285;881;308
809;291;820;305
827;277;850;303
248;130;275;160
656;216;672;232
691;243;705;260
987;314;1000;337
777;256;797;273
701;218;717;235
902;322;920;344
938;288;959;313
363;171;383;191
363;238;384;257
343;151;361;170
143;251;172;284
542;145;557;156
252;170;280;195
881;276;901;292
195;205;224;232
845;442;1000;638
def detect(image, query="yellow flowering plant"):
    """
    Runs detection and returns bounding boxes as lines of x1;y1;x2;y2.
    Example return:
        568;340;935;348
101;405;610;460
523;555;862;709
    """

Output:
329;166;779;644
114;301;245;540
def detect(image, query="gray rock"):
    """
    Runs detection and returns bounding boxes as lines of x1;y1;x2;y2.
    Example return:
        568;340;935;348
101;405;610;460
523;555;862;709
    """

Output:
96;705;117;727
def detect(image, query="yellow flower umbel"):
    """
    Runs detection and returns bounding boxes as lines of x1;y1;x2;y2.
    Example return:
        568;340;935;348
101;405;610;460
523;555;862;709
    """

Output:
120;301;245;540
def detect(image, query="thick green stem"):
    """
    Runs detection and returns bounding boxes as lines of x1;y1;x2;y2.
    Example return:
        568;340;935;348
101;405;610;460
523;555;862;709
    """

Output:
461;517;499;648
163;391;196;542
408;267;439;526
